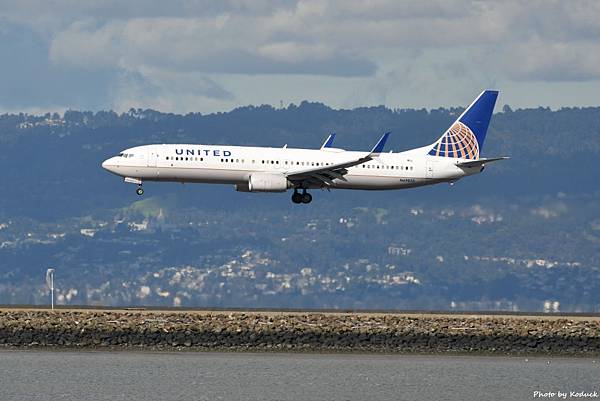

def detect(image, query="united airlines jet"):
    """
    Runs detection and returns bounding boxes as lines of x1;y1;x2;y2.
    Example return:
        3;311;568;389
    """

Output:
102;90;507;204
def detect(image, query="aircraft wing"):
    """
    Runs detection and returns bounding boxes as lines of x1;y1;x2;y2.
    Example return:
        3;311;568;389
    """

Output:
455;156;509;168
286;133;390;186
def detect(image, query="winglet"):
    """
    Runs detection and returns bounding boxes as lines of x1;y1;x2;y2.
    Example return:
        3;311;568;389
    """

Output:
370;132;390;154
320;133;336;149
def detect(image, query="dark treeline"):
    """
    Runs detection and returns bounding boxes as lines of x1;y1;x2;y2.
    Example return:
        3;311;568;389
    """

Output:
0;102;598;218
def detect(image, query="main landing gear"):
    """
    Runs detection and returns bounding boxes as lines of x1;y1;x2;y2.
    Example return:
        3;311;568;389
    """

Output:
136;186;144;196
291;189;312;204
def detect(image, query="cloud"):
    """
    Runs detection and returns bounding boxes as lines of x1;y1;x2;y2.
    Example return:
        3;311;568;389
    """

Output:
4;0;600;112
42;1;600;82
502;39;600;81
48;15;375;77
109;69;235;113
9;0;600;83
0;21;116;109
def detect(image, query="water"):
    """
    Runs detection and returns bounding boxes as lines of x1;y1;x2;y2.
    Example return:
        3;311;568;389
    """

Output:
0;350;598;401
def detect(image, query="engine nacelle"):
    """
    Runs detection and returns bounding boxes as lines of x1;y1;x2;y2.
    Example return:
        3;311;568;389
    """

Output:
247;173;289;192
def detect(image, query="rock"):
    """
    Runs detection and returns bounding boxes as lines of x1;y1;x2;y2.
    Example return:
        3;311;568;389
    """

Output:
0;309;599;355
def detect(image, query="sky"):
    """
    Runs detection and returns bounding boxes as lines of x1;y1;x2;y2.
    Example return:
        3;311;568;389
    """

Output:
2;0;600;114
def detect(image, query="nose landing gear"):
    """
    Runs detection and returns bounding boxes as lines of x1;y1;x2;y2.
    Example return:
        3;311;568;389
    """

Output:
291;189;312;204
124;177;144;196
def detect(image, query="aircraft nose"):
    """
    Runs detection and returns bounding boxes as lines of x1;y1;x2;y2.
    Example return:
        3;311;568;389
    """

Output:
102;157;117;173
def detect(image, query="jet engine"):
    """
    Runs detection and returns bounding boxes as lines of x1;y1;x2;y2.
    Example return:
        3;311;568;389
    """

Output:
247;173;289;192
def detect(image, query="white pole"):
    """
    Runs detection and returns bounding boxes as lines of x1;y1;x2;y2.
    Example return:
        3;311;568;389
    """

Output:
51;272;54;310
46;268;55;310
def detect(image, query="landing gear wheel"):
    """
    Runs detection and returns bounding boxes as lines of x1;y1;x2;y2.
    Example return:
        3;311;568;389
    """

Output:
136;187;144;196
301;192;312;204
291;191;302;204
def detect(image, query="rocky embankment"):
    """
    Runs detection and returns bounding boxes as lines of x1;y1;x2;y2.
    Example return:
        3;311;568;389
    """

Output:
1;309;599;355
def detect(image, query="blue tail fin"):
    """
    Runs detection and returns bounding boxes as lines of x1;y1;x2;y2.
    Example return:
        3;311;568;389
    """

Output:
428;90;498;159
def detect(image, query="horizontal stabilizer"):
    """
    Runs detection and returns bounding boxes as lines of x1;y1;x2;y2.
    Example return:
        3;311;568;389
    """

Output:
455;156;509;168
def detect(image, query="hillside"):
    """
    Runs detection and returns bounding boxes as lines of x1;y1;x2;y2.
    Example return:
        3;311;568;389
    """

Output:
0;104;598;311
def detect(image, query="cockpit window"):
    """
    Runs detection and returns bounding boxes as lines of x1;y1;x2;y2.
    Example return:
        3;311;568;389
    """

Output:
118;153;124;157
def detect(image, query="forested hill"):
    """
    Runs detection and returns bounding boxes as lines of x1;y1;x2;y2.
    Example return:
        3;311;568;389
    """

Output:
0;103;598;311
0;103;598;217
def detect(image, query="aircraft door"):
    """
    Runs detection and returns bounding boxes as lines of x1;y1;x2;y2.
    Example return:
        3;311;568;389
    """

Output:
147;148;159;167
426;160;436;178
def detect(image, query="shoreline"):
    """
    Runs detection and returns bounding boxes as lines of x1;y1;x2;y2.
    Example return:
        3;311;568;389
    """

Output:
2;345;599;358
1;308;599;356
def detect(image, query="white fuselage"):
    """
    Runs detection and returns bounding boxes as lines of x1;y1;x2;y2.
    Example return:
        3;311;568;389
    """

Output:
101;143;481;191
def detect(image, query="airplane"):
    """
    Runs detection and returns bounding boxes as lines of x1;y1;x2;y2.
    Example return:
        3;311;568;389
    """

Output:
102;90;508;204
